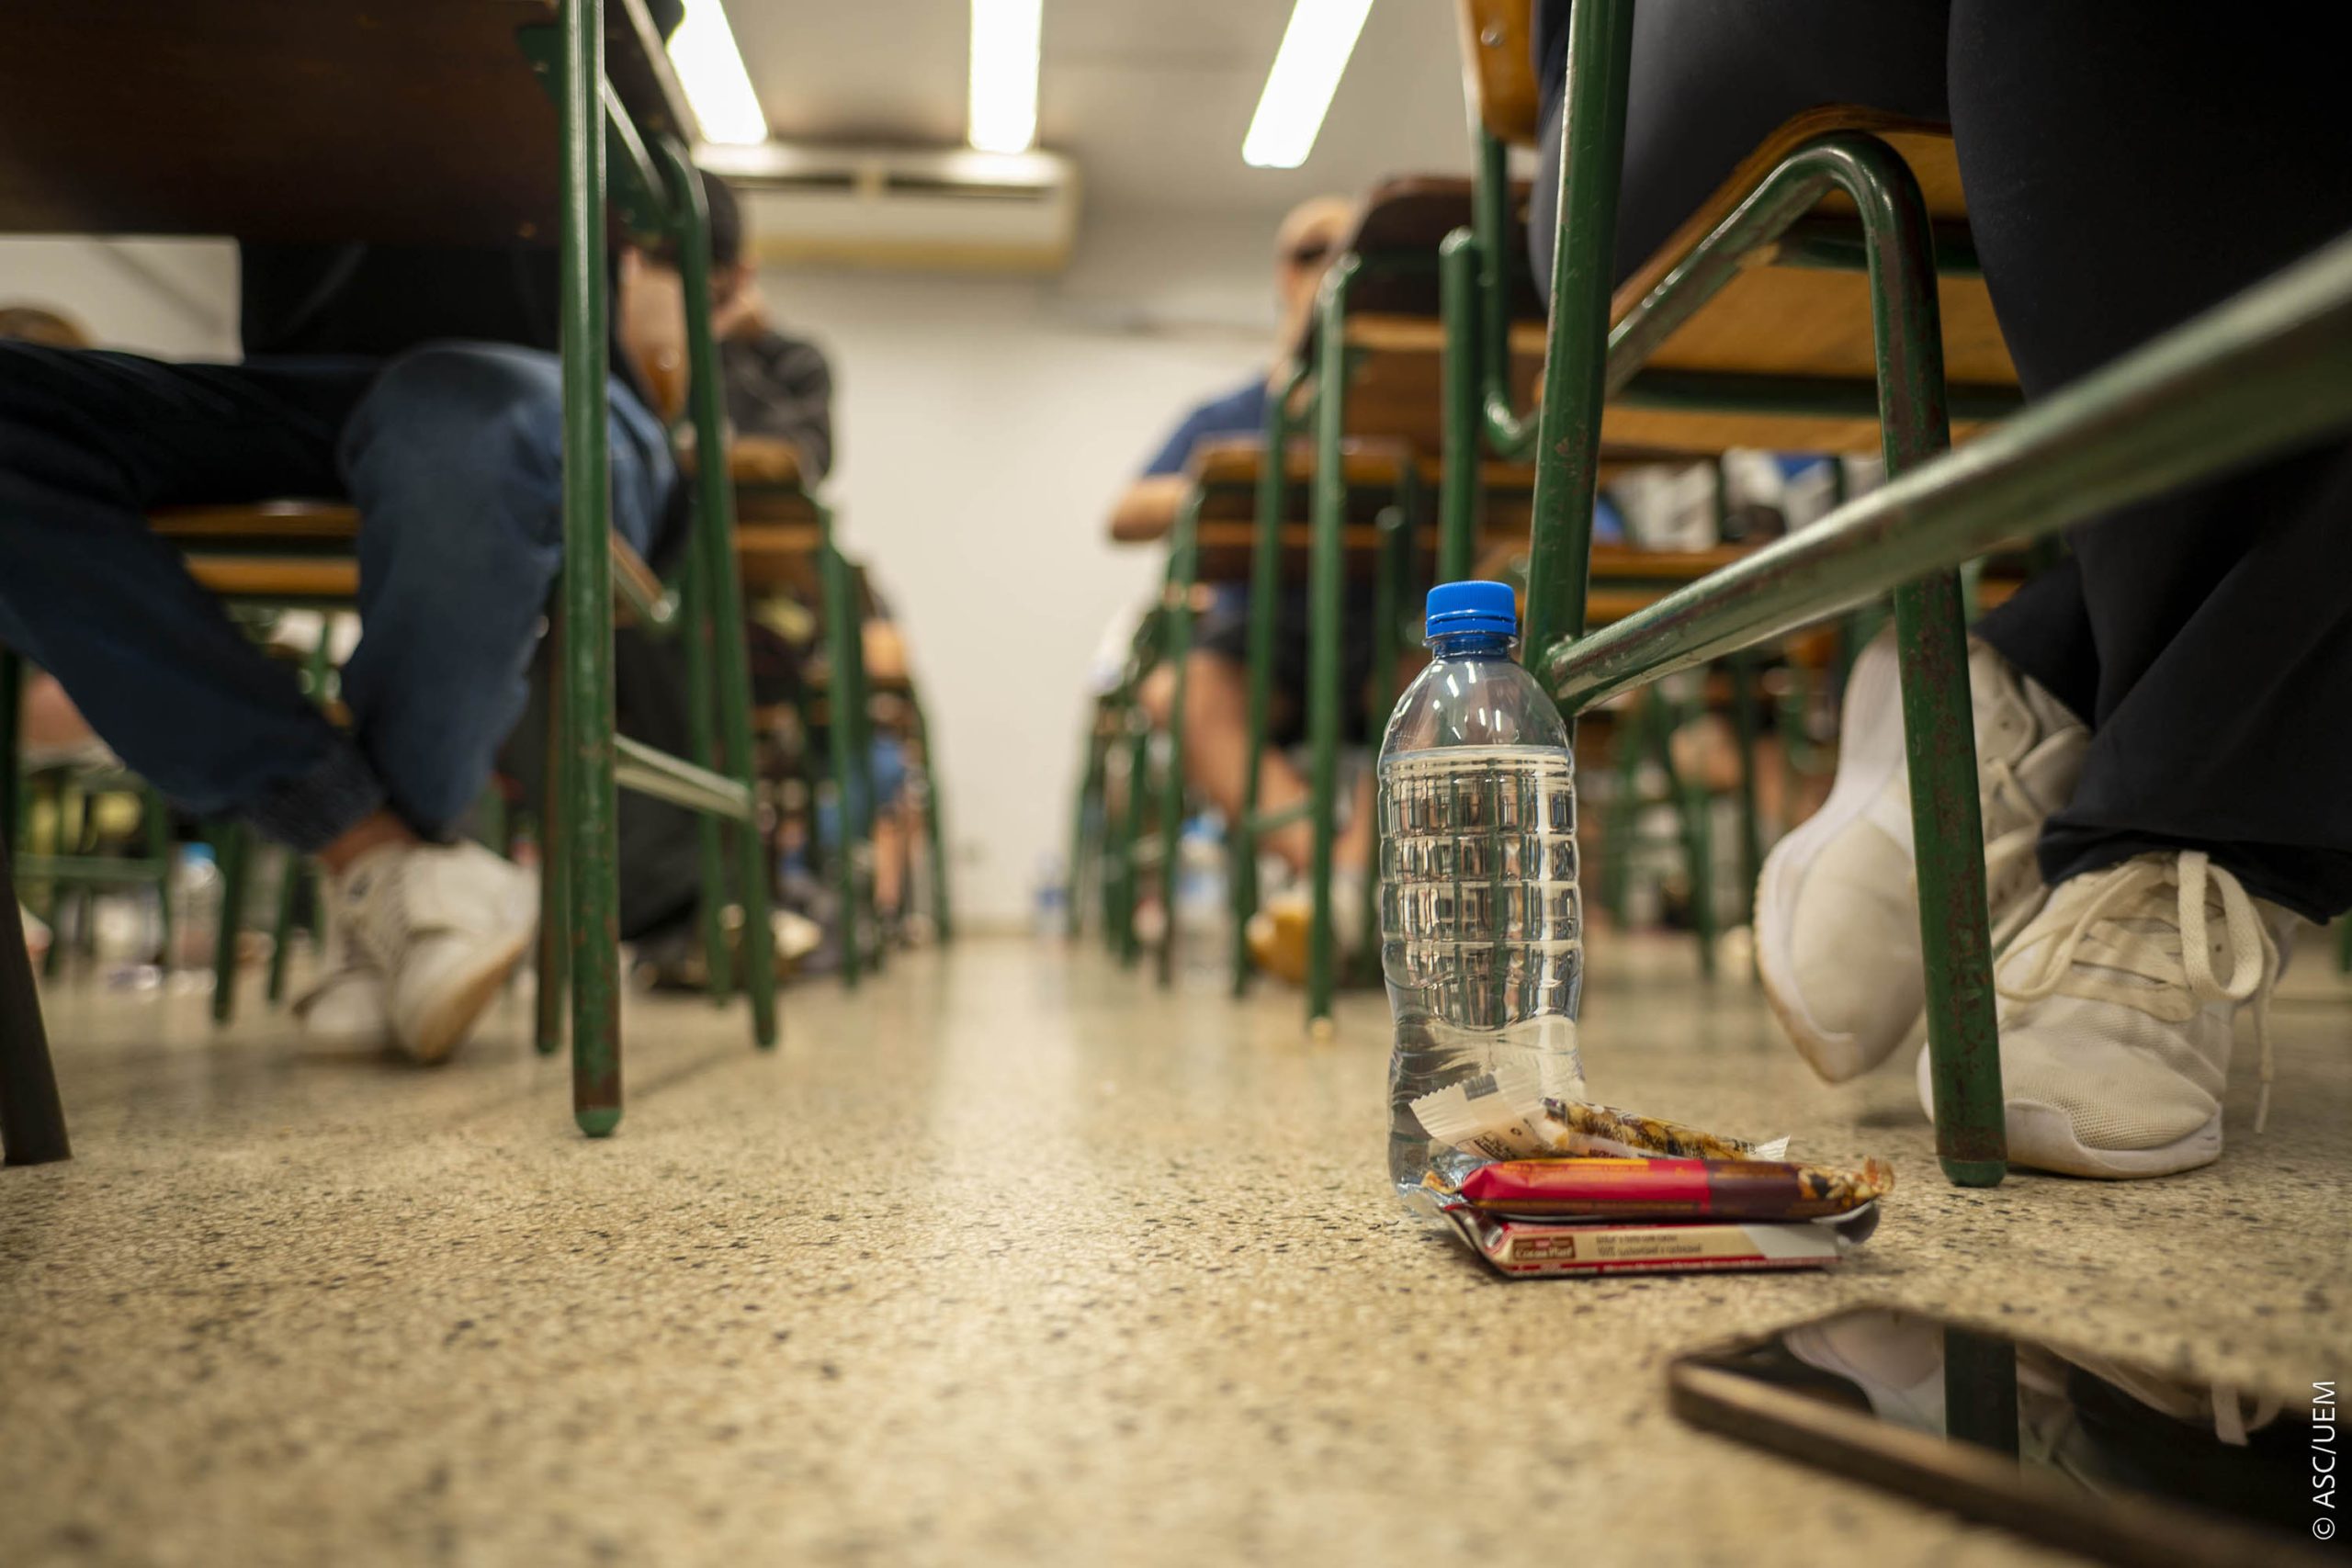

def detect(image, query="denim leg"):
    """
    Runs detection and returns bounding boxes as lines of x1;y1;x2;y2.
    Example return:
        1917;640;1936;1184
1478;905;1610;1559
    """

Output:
0;343;386;850
334;342;674;838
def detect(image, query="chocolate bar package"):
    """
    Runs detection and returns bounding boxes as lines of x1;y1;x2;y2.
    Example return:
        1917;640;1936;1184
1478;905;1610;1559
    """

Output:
1439;1201;1879;1280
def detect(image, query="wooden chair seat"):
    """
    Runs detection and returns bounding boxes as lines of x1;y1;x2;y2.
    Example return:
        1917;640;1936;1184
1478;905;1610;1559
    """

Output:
1321;108;2017;458
151;500;673;622
1112;434;1678;547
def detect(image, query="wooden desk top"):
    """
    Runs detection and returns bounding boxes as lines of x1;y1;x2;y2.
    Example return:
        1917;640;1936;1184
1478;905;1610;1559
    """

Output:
0;0;688;243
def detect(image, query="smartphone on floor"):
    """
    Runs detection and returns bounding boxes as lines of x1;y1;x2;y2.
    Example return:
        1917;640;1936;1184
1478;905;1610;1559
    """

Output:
1668;1304;2337;1568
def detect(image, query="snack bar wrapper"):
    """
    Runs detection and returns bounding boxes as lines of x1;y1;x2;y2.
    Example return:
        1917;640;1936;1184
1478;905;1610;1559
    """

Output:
1411;1063;1792;1164
1444;1156;1894;1222
1438;1201;1879;1280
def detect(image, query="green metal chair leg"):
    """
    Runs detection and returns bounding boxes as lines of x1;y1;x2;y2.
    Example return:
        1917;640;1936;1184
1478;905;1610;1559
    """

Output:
819;525;864;988
1231;367;1303;996
1363;501;1412;975
1438;229;1482;583
1601;701;1645;926
1521;0;1635;665
266;851;301;1005
1645;688;1716;978
680;547;734;1004
209;821;249;1024
1155;491;1200;987
555;0;624;1136
912;690;952;943
661;135;778;1044
842;568;882;976
1068;711;1102;942
1116;714;1149;968
1304;254;1361;1028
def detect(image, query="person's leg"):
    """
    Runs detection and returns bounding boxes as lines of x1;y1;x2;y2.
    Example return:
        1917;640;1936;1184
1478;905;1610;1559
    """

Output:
309;344;675;1061
1950;2;2352;919
335;342;674;840
1919;3;2352;1176
0;343;384;849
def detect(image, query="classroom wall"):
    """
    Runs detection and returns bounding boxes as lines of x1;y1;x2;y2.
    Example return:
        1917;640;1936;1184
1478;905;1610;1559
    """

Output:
763;208;1283;927
0;237;239;357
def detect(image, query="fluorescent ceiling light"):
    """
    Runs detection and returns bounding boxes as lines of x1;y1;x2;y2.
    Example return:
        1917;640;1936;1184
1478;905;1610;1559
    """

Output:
968;0;1043;154
1242;0;1375;169
669;0;769;147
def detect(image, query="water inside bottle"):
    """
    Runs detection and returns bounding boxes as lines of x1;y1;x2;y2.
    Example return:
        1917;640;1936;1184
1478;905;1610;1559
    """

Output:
1380;743;1584;1200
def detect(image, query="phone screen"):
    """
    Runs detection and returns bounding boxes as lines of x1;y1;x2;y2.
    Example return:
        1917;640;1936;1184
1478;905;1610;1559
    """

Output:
1676;1305;2335;1555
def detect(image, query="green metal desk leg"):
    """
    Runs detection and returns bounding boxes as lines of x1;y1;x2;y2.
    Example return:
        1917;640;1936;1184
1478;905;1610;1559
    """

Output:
662;135;778;1043
1156;491;1201;987
1305;254;1362;1027
209;821;249;1024
1438;228;1481;584
536;615;570;1057
1232;364;1302;996
818;520;864;988
679;536;734;1003
2336;915;2350;974
557;0;623;1137
1521;0;1635;666
1845;139;2004;1187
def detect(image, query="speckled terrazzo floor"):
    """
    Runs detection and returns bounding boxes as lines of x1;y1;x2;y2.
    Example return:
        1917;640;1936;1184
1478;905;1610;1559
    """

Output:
5;931;2348;1568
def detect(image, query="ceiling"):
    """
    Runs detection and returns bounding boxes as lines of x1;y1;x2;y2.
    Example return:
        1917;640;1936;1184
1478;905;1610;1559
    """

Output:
725;0;1477;215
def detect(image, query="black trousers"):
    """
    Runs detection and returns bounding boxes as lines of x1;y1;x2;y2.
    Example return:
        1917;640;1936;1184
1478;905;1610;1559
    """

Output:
1532;0;2352;919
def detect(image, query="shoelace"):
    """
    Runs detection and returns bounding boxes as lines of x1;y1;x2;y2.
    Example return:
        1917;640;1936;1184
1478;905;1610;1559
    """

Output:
1997;851;2280;1130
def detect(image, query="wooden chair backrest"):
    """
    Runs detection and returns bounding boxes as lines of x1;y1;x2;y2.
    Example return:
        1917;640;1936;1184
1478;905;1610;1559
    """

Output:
1455;0;1543;149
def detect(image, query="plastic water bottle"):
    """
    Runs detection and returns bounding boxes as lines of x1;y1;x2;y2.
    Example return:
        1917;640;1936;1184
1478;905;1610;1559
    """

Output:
1380;581;1585;1203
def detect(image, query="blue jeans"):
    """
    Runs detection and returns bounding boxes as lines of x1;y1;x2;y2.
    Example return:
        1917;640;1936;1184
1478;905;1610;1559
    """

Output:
0;340;672;849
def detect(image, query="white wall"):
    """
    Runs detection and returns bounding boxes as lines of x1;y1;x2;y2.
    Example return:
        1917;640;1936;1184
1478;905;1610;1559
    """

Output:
764;209;1280;926
0;237;238;357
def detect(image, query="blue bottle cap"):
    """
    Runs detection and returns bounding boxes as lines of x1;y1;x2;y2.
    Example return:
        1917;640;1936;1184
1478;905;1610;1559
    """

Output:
1425;580;1518;639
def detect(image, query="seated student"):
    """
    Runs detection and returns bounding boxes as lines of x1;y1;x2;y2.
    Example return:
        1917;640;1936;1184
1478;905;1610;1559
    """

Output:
1114;196;1382;980
0;5;706;1061
1530;0;2352;1177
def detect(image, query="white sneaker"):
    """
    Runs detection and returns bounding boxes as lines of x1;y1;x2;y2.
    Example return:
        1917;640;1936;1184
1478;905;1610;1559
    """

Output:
1918;851;2292;1179
325;840;537;1063
1758;632;2087;1082
292;904;391;1050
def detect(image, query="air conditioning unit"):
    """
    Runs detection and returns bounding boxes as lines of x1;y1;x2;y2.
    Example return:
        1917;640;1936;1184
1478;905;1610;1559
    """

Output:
694;143;1080;274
